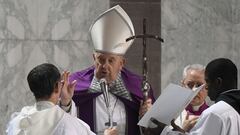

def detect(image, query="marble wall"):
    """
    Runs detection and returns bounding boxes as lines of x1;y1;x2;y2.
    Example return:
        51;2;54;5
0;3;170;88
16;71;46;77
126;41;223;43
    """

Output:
2;0;240;133
161;0;240;90
0;0;109;133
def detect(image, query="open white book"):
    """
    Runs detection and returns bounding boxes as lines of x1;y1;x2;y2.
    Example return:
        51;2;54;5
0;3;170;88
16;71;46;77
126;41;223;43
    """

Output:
138;83;205;127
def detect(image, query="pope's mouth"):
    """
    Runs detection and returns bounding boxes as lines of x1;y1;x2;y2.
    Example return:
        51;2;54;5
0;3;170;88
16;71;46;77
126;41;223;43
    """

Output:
99;71;109;78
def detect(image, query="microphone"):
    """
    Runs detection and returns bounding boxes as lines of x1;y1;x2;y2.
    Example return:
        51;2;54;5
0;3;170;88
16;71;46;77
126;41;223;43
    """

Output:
99;78;109;108
100;78;116;128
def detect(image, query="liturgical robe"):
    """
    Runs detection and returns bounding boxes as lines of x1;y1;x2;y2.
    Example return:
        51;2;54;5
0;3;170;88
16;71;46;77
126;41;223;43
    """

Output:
70;66;155;135
160;89;240;135
175;102;209;127
6;101;95;135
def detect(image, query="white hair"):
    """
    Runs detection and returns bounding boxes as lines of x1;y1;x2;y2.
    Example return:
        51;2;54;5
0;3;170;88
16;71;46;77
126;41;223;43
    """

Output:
183;64;205;79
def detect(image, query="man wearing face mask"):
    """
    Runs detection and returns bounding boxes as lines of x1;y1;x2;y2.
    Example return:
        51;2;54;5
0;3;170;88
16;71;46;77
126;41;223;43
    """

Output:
174;64;209;132
65;5;154;135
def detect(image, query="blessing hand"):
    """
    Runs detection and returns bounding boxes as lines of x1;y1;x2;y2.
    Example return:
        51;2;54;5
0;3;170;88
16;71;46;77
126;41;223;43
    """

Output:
60;71;77;106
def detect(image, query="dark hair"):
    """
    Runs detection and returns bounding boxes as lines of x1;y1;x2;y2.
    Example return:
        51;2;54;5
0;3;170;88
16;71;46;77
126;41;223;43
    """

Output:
205;58;238;90
27;63;61;99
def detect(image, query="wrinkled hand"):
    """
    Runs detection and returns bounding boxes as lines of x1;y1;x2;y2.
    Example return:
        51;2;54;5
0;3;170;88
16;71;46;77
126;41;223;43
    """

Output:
104;127;118;135
60;71;77;106
144;118;166;135
182;113;199;132
139;98;152;118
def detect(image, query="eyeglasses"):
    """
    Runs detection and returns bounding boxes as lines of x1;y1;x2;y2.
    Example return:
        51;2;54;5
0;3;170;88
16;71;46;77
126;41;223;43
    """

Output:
183;82;204;89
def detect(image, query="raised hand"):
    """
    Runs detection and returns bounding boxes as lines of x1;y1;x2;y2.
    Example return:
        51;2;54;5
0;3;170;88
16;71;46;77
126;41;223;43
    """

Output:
60;71;77;106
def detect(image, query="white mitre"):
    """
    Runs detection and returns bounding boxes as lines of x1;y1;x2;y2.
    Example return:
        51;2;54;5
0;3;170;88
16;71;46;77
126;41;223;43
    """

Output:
90;5;135;55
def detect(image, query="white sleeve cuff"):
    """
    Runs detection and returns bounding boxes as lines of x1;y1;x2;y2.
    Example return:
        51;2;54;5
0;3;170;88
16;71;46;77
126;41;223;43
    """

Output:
60;101;72;112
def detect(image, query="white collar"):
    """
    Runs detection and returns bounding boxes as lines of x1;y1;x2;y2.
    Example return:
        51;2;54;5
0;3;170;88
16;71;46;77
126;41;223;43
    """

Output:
220;89;239;95
35;101;55;111
192;102;204;111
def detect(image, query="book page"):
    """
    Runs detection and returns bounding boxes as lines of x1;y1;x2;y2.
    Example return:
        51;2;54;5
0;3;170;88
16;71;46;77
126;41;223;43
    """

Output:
138;83;205;127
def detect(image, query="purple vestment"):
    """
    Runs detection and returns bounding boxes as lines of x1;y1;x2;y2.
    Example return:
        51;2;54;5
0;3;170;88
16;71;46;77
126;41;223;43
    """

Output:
185;102;209;116
70;66;155;135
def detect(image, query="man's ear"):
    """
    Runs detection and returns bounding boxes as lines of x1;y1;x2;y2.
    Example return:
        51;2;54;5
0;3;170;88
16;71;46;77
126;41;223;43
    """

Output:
93;53;96;61
119;57;126;70
215;77;222;89
53;83;60;93
122;57;126;66
54;82;61;94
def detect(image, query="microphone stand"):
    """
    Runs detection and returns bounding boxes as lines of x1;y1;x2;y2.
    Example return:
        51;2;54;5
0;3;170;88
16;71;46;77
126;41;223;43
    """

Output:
100;78;113;128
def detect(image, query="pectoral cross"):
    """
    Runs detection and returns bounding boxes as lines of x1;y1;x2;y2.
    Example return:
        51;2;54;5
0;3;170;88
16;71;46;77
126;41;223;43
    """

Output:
105;121;118;127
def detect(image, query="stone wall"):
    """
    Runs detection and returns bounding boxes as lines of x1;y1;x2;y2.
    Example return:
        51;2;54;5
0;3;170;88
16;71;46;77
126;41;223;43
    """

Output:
0;0;109;133
161;0;240;90
1;0;240;133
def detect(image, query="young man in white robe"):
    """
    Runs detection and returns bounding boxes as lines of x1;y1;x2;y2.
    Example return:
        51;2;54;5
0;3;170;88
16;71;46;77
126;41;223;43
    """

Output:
6;63;117;135
145;58;240;135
